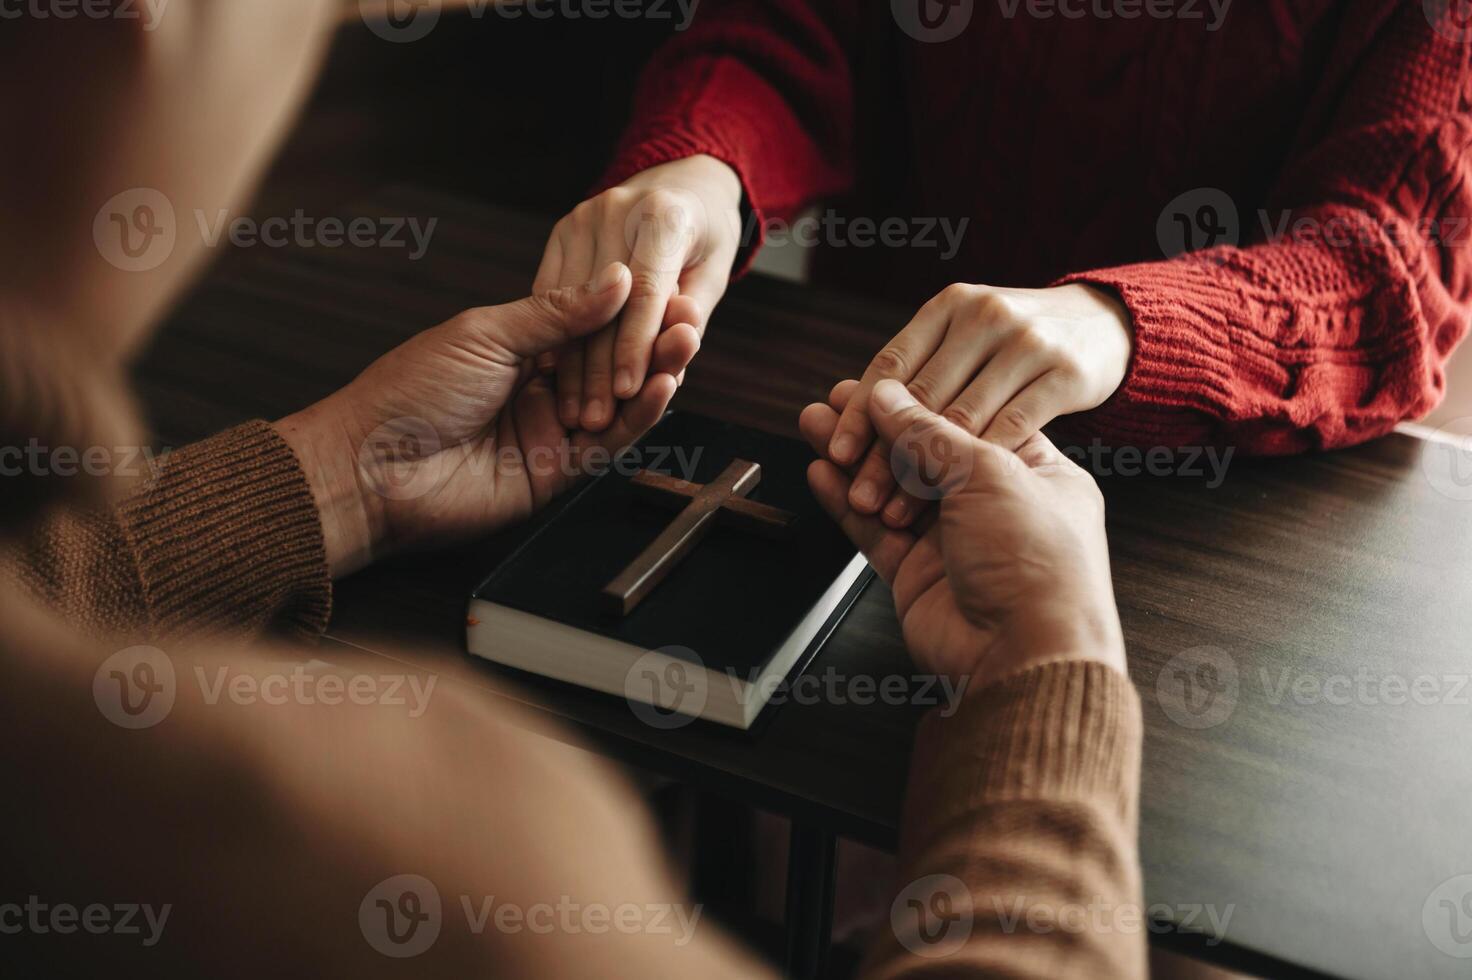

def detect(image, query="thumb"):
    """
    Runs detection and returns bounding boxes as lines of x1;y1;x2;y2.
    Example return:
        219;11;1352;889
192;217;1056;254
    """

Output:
472;262;632;360
867;379;1019;497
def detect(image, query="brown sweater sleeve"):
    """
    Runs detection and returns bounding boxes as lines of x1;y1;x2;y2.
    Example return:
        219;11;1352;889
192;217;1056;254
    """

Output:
863;660;1146;980
0;421;331;642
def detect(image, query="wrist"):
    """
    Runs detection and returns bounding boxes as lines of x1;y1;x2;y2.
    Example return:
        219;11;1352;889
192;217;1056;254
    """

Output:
273;400;379;578
965;604;1127;699
683;154;742;206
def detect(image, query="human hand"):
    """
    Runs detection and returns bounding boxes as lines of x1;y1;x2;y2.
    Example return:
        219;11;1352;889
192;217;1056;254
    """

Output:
534;155;743;432
276;263;686;577
800;378;1125;692
828;282;1132;528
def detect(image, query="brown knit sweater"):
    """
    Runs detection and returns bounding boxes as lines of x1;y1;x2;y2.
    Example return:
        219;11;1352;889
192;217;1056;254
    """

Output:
0;422;1145;978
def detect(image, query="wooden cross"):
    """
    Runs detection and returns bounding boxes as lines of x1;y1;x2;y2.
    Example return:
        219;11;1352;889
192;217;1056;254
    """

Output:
603;459;798;616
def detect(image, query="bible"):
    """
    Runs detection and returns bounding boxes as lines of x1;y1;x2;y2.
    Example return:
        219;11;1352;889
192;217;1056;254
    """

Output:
467;412;872;730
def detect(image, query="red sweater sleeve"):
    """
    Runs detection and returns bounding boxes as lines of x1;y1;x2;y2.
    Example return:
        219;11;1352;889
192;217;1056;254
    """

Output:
1059;3;1472;454
598;1;857;251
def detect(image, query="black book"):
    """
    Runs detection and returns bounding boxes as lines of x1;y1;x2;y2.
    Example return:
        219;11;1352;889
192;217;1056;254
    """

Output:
467;412;872;730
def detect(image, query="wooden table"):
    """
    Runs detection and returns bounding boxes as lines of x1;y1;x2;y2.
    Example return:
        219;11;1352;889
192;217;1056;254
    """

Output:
136;185;1472;980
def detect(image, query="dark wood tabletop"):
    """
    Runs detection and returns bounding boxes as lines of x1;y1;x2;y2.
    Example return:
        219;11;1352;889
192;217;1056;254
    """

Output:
135;184;1472;980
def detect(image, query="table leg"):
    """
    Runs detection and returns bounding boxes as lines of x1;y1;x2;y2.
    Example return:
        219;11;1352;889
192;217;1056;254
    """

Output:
783;824;836;980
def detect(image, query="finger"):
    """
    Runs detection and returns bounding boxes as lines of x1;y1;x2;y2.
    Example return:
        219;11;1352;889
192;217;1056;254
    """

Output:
557;217;598;291
867;379;1019;495
827;379;860;413
879;486;930;529
1013;430;1072;470
581;320;619;432
616;202;694;397
532;230;565;374
574;372;679;461
872;329;1012;524
533;226;565;294
979;371;1073;451
673;259;730;332
555;340;585;428
799;402;842;457
650;322;701;378
852;324;1006;514
468;263;631;362
935;338;1053;441
662;294;706;335
806;459;914;584
828;300;951;466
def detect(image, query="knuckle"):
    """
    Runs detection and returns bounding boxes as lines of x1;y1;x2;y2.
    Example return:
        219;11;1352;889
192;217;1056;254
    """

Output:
942;404;980;432
905;374;942;406
870;346;912;378
629;269;666;298
1012;325;1055;358
538;285;577;316
1052;356;1086;383
938;282;975;305
641;187;690;216
571;198;598;222
453;306;497;335
970;289;1016;322
602;185;637;207
996;405;1032;435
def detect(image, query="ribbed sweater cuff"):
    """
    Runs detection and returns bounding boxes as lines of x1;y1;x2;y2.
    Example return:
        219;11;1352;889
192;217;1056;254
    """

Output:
1057;258;1270;446
116;421;332;640
906;661;1142;831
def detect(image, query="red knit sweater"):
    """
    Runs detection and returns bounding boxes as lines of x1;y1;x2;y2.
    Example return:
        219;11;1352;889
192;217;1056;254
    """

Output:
601;1;1472;453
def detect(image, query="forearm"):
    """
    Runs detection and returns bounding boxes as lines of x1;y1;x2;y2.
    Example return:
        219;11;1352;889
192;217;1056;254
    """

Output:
1058;3;1472;454
0;421;331;641
862;660;1146;979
